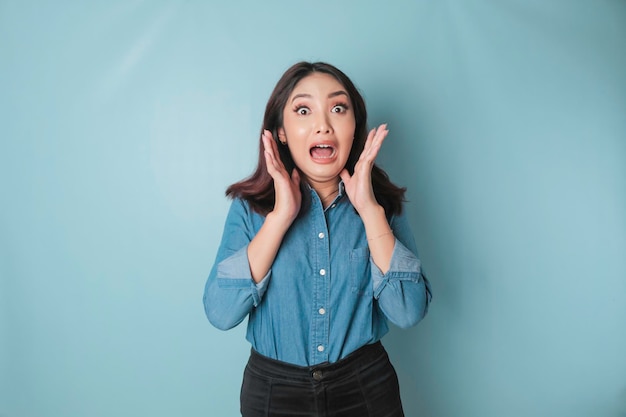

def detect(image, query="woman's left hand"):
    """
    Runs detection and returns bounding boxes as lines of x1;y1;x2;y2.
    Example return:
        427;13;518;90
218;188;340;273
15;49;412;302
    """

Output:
340;123;388;216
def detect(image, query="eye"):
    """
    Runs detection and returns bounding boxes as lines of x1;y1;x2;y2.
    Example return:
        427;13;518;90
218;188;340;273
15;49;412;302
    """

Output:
331;103;349;113
295;106;310;115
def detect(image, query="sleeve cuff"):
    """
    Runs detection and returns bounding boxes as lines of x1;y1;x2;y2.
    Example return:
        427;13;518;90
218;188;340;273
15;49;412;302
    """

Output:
216;246;271;307
252;272;271;306
372;239;422;299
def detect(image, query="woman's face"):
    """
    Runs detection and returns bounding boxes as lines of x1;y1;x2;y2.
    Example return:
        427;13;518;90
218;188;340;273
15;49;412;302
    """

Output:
278;72;356;188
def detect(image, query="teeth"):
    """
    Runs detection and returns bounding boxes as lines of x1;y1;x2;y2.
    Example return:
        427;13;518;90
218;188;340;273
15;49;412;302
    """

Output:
310;144;336;159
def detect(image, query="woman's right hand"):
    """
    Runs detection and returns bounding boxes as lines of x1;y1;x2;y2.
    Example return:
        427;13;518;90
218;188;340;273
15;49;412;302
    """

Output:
245;131;301;283
262;130;301;224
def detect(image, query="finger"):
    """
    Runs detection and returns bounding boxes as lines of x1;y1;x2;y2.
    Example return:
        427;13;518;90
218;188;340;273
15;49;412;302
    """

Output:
360;128;377;159
370;124;388;149
370;125;388;156
262;133;276;165
357;129;385;169
363;124;388;162
262;130;272;155
263;131;285;173
263;135;287;180
264;130;287;170
262;130;276;156
361;124;387;158
264;148;280;177
290;168;301;187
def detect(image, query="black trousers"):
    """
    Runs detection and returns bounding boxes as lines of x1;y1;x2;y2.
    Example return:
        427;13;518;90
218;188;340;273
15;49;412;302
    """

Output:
240;341;405;417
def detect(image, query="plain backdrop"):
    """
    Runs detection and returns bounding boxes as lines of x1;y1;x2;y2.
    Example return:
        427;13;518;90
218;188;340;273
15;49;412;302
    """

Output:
1;1;625;416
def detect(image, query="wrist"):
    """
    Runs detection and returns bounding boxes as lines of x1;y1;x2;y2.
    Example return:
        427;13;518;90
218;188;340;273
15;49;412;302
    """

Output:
265;211;295;233
358;204;385;224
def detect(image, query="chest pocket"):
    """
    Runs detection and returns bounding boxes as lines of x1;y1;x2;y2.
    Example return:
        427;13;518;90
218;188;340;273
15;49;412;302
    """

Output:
350;247;373;296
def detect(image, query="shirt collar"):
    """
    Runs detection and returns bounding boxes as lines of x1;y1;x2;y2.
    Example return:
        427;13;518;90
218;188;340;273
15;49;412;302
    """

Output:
305;179;346;207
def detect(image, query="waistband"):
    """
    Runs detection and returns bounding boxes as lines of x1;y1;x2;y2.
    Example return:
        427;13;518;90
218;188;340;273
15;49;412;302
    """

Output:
247;341;386;383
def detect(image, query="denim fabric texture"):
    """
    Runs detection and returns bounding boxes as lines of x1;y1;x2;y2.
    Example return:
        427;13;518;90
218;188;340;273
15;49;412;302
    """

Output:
204;184;432;366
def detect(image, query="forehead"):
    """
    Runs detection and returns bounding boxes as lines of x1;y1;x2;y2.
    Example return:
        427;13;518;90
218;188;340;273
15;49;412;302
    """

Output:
289;72;347;97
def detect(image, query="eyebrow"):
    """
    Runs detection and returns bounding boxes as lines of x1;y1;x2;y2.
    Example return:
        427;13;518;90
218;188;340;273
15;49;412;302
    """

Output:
291;90;349;103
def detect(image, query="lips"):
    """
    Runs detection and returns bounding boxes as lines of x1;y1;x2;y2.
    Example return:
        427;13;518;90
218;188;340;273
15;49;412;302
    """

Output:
309;144;336;160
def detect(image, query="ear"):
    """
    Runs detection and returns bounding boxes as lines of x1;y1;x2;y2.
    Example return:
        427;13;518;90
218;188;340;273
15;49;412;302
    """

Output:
277;127;287;145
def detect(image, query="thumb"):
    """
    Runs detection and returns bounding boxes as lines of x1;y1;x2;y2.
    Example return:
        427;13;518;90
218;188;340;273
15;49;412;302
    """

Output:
339;168;350;184
291;168;301;186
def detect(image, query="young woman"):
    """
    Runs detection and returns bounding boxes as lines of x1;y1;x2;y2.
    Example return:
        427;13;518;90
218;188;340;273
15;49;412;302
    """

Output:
203;61;432;417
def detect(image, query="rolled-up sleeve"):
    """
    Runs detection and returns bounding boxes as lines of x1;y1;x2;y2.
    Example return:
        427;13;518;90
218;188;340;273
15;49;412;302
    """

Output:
371;211;432;329
203;200;270;331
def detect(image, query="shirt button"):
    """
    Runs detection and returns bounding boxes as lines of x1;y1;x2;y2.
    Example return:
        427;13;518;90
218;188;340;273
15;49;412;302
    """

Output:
319;269;326;276
317;345;325;352
318;308;326;315
331;204;336;208
318;232;325;239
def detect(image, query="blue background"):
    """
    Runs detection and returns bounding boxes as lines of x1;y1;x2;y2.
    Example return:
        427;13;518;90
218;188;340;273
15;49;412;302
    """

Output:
1;1;625;416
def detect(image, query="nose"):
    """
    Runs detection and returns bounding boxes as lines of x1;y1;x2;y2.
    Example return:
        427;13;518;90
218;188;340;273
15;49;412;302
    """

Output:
315;113;332;135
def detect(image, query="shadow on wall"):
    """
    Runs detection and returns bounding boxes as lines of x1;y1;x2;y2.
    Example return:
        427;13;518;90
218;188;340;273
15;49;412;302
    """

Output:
384;322;433;416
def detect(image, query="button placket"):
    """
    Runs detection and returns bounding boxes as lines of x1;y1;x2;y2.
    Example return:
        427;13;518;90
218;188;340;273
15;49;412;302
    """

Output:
312;200;330;363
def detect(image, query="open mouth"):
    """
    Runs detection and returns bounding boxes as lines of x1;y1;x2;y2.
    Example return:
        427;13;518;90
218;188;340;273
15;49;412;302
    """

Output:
309;144;336;159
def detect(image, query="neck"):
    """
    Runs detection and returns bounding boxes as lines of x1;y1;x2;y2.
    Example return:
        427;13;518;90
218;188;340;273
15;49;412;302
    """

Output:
309;178;340;207
308;177;339;207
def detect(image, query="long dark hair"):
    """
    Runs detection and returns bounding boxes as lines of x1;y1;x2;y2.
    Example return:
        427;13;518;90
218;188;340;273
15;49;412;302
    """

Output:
226;61;406;216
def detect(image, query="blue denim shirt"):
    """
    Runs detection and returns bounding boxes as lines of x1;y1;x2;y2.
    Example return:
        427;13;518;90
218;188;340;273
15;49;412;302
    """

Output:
203;185;432;366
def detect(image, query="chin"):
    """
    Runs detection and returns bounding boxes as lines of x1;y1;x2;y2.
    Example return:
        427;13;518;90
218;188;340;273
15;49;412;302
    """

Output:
304;167;343;183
